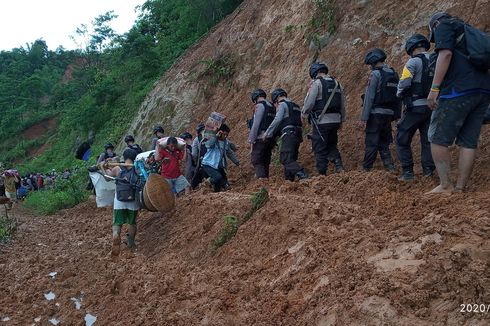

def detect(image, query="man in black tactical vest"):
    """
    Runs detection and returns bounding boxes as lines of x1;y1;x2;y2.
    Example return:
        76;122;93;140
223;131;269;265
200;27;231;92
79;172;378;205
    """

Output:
360;48;401;172
261;89;309;181
302;62;346;175
396;34;436;180
248;89;277;178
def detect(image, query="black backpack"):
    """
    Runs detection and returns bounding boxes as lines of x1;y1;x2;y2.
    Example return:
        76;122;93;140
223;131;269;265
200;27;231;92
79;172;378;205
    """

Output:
456;23;490;71
373;67;400;107
247;100;276;131
115;168;138;202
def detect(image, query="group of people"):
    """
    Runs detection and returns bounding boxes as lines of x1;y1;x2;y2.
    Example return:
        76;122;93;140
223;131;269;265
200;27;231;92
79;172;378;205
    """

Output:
101;12;490;255
248;12;490;194
0;168;72;208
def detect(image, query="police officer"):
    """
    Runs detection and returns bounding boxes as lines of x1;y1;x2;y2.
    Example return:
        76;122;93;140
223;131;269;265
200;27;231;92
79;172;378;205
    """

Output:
248;89;276;178
261;88;309;181
396;34;436;180
124;135;143;155
150;125;165;150
302;63;346;175
360;48;400;172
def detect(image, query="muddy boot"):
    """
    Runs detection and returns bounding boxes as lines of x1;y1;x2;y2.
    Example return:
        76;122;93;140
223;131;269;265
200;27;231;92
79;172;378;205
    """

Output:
334;158;344;173
111;236;121;256
398;169;415;181
384;163;396;173
296;169;310;180
127;234;135;250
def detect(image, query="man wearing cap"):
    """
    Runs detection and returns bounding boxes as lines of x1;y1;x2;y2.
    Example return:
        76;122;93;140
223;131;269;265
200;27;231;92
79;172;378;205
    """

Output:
426;13;490;193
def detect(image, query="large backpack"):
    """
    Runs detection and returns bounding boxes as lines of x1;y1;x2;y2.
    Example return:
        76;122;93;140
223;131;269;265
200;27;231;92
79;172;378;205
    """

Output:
373;67;400;107
456;23;490;71
313;77;342;114
247;101;276;131
115;168;138;202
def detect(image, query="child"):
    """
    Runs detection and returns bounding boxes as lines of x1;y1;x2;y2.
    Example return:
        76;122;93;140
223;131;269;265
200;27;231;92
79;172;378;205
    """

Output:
155;137;190;195
201;124;240;192
104;149;140;256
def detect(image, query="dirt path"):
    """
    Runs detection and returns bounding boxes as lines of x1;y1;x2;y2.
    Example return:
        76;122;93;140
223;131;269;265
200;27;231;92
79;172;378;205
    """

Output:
1;171;489;325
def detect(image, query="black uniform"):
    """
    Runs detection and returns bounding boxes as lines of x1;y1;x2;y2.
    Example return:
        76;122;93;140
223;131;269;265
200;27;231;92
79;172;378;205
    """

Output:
248;100;276;178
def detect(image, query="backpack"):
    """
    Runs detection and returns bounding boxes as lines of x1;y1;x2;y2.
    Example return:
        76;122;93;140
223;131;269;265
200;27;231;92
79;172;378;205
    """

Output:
411;53;435;99
373;67;400;107
115;168;138;202
313;77;342;114
456;23;490;71
247;101;276;131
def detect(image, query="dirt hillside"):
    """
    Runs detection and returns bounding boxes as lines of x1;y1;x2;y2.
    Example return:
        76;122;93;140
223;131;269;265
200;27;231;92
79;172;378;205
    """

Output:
1;0;490;325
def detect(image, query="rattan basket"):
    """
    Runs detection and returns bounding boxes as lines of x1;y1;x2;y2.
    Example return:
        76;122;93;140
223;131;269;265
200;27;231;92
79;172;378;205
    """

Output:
144;174;175;213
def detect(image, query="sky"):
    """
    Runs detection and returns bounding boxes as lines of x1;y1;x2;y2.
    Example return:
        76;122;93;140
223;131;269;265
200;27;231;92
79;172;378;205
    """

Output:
0;0;146;51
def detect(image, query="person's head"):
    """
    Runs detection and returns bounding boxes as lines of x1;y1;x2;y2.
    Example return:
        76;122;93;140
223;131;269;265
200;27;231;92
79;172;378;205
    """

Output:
364;48;387;68
196;123;205;135
104;143;114;154
251;88;267;104
218;124;230;140
405;34;430;57
124;135;135;146
153;125;165;138
166;137;178;151
180;132;193;145
309;62;329;79
428;12;451;43
271;88;288;105
122;148;138;164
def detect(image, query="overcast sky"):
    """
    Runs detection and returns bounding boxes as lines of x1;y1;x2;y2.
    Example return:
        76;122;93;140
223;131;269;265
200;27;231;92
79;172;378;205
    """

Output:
0;0;146;51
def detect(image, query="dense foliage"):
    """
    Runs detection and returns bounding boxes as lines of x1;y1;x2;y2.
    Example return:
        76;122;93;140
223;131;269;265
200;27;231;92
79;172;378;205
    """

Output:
0;0;242;174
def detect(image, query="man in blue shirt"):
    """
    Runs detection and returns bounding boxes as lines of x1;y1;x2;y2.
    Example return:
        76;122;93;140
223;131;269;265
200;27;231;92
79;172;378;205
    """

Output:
426;12;490;193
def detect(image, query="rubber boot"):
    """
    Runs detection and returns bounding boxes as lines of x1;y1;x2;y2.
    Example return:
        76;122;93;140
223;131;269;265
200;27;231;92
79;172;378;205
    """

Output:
111;236;121;256
127;234;135;250
334;158;344;173
296;169;310;180
398;169;415;181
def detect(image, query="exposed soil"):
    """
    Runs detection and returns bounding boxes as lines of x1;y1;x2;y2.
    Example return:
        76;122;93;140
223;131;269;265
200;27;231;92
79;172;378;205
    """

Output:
22;118;57;141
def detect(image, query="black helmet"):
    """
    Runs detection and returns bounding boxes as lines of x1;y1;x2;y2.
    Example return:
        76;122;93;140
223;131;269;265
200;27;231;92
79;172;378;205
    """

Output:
364;48;387;65
428;12;451;43
251;89;267;103
104;143;114;150
124;135;135;144
153;125;165;135
122;148;138;162
196;123;205;133
309;62;329;79
271;88;287;103
405;34;430;55
179;132;192;140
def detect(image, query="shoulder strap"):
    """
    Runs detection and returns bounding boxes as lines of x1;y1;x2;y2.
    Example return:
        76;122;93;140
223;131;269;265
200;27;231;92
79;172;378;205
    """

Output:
317;78;339;122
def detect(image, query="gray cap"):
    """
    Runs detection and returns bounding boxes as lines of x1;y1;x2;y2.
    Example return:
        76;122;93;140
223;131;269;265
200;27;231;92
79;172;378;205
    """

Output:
428;12;451;43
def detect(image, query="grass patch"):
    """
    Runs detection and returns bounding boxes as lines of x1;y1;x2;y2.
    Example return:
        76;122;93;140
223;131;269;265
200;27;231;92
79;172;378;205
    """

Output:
0;214;17;244
200;53;237;87
310;0;336;34
213;188;269;249
23;171;90;215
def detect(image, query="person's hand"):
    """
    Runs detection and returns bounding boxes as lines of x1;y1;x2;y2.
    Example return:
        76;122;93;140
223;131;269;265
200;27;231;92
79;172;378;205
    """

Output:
217;130;223;138
428;90;439;110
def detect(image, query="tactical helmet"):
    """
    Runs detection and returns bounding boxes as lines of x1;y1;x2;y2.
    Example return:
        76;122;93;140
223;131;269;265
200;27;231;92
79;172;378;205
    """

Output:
309;62;329;79
405;34;430;55
124;135;135;144
364;48;387;65
122;148;138;162
251;89;267;103
196;123;205;133
104;143;114;150
153;125;165;135
179;132;193;140
428;12;451;43
271;88;288;103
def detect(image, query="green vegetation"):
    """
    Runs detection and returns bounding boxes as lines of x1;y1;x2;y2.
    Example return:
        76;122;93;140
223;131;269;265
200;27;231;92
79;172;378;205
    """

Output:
213;188;269;249
23;169;90;215
0;215;17;244
310;0;336;34
284;24;298;33
0;0;243;175
200;53;237;87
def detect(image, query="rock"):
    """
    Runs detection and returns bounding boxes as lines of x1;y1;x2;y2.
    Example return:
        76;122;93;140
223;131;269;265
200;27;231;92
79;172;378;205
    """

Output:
352;38;363;46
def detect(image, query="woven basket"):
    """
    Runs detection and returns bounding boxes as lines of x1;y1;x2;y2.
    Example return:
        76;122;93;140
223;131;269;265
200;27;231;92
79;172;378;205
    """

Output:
141;187;158;212
144;174;175;213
